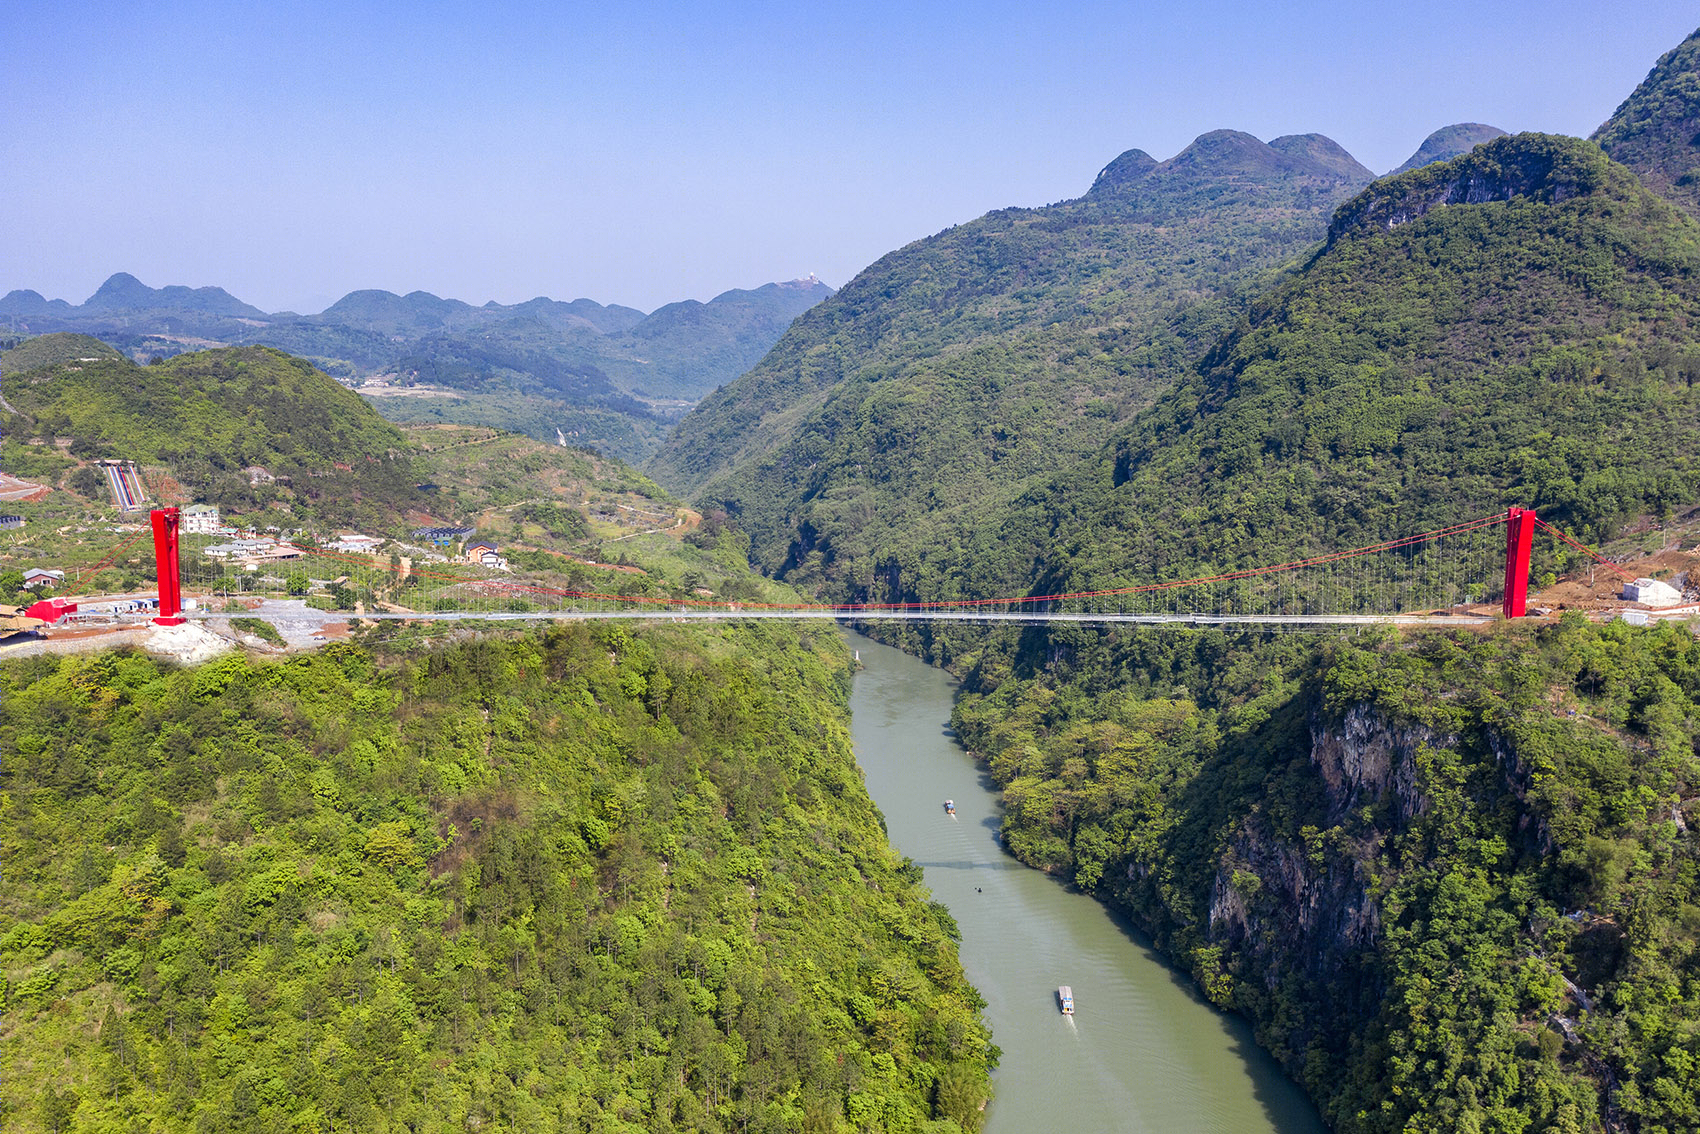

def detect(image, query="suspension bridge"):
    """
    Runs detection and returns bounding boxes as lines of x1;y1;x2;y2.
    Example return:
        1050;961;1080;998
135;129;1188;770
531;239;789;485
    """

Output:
21;505;1673;638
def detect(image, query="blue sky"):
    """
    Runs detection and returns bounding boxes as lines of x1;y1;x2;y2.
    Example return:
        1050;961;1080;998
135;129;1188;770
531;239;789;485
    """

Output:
4;1;1697;314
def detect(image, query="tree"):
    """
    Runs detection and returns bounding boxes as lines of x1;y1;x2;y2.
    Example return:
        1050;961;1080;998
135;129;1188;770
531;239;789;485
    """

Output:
40;1087;78;1134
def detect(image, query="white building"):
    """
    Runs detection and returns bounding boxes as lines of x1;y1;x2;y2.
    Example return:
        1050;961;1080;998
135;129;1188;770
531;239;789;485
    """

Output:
463;540;509;571
326;533;384;554
182;503;221;534
204;538;273;560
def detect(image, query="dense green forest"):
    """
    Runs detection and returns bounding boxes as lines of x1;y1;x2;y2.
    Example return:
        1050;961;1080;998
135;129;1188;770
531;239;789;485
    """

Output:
780;132;1700;612
949;617;1700;1133
987;134;1700;608
0;346;422;528
1;626;993;1132
647;131;1377;595
0;334;123;375
10;23;1700;1134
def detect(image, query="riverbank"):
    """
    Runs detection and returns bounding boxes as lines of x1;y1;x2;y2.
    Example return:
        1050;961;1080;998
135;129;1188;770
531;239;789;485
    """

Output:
846;631;1323;1133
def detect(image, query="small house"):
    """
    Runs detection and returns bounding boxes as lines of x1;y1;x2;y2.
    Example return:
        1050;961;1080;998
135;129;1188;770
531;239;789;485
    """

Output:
461;540;508;570
327;533;384;554
25;596;77;622
22;568;65;589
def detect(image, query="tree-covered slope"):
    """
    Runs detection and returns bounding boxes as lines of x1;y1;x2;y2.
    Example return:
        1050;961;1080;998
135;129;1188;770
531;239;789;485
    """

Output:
952;617;1700;1134
1;342;422;525
1;625;994;1132
989;133;1700;605
649;131;1374;600
0;333;122;375
1594;26;1700;220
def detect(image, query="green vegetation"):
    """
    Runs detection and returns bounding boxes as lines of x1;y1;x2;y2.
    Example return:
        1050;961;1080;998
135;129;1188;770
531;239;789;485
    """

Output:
366;389;672;467
1;344;419;528
1388;123;1507;176
953;617;1700;1133
3;277;833;461
0;334;122;375
2;626;993;1132
649;130;1373;600
227;616;285;646
990;135;1700;609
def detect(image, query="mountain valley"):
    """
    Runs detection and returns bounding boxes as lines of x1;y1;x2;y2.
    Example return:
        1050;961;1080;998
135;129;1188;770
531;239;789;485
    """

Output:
6;23;1700;1134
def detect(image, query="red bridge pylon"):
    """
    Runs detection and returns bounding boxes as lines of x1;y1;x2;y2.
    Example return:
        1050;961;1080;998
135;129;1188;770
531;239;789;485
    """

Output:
1502;506;1536;619
151;507;186;626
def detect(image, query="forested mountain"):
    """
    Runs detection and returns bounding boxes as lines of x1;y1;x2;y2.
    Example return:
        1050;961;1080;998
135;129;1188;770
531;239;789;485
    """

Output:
0;344;421;527
0;276;833;463
891;47;1700;1134
648;130;1375;599
1388;122;1508;174
2;625;994;1132
981;133;1700;607
9;23;1700;1134
0;333;122;375
951;616;1700;1134
1594;27;1700;220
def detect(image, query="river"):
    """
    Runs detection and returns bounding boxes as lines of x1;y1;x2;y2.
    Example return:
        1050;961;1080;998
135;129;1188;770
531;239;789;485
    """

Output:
845;632;1326;1134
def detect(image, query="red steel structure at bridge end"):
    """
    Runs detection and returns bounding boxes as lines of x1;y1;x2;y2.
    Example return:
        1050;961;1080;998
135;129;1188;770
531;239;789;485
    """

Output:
151;507;186;626
1502;506;1536;619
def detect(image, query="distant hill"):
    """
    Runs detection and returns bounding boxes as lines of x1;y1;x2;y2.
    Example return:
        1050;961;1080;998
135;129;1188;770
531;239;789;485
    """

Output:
0;274;834;462
76;270;267;318
1389;122;1508;174
987;133;1700;606
0;333;121;375
648;130;1374;599
1594;26;1700;219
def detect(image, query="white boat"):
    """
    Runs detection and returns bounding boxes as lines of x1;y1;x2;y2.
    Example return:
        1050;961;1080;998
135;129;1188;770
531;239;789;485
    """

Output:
944;799;955;815
1058;985;1074;1015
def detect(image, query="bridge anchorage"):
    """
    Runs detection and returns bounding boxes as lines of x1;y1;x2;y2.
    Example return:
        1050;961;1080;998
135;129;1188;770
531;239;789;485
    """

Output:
121;505;1647;629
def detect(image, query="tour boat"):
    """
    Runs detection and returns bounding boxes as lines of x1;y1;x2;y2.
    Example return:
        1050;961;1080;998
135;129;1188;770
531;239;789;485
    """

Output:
1058;986;1074;1015
944;799;955;815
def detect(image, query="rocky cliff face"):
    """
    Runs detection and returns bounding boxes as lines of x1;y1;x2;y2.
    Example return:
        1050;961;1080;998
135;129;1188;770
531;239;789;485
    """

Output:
1206;702;1445;987
1326;133;1626;246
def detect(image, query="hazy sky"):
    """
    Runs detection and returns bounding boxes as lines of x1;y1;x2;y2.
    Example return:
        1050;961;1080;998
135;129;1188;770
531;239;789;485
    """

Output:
5;2;1697;314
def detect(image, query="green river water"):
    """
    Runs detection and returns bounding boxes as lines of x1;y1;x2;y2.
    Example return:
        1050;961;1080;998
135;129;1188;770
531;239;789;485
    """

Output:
846;632;1327;1134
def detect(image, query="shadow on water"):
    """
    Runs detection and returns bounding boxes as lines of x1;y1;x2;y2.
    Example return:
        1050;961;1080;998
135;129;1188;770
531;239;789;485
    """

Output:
913;859;1028;872
1096;901;1324;1132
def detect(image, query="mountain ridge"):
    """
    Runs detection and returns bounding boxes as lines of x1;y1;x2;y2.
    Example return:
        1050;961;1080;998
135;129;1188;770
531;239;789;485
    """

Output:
1594;26;1700;219
1389;122;1508;175
1;274;835;461
649;127;1376;600
1;271;833;330
983;131;1700;611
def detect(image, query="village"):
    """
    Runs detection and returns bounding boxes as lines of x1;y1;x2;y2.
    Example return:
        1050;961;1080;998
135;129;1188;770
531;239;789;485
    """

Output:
0;433;731;660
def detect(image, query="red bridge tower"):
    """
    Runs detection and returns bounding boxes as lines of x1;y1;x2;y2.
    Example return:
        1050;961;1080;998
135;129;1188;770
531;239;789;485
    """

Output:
151;507;186;626
1502;506;1536;619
